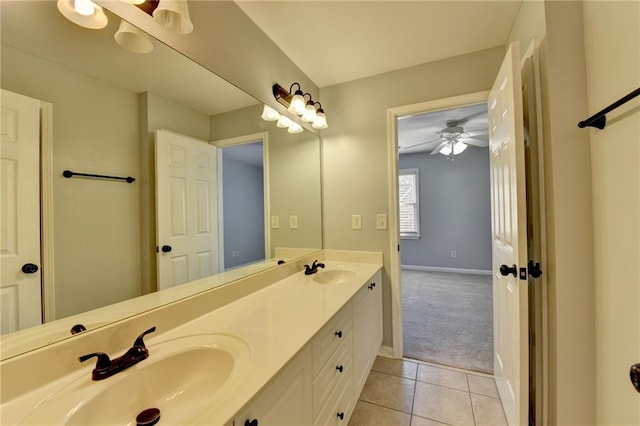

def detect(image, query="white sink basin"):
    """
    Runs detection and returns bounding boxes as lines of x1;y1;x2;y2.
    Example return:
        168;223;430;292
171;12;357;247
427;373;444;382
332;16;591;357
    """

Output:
312;269;358;284
19;334;251;425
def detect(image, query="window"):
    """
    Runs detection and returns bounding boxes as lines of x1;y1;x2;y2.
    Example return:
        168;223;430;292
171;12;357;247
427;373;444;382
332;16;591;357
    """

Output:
399;168;420;239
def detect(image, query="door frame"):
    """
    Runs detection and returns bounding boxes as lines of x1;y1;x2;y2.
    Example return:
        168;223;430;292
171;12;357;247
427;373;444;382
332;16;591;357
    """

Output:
386;91;490;358
40;101;55;322
211;132;270;271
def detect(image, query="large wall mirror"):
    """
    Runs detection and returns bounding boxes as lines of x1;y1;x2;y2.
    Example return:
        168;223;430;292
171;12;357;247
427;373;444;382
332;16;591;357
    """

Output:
0;1;322;360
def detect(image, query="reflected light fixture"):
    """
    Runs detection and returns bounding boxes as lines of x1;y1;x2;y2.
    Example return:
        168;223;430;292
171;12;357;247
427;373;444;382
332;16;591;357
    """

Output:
287;121;303;134
276;115;292;128
114;19;154;54
57;0;108;29
273;83;328;129
152;0;194;34
261;105;280;121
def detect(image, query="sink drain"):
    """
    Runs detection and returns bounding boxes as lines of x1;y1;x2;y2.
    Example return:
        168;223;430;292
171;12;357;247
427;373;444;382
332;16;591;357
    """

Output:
136;408;160;426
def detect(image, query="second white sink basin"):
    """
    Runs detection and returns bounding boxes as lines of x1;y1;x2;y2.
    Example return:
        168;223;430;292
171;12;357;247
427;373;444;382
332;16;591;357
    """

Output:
312;269;358;284
19;334;251;425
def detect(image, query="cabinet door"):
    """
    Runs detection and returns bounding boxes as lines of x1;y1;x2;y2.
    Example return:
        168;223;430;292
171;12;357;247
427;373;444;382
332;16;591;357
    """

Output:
234;345;312;426
352;271;382;398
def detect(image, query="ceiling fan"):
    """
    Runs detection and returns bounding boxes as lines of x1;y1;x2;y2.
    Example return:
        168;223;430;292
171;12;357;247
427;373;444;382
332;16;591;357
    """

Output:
401;120;489;156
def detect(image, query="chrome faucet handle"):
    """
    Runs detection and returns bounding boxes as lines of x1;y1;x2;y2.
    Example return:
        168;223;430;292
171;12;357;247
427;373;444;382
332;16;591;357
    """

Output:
78;352;112;371
133;326;156;349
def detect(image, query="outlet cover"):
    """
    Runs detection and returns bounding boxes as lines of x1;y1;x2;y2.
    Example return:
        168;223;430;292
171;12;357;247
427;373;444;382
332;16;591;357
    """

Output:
271;216;279;229
451;250;457;258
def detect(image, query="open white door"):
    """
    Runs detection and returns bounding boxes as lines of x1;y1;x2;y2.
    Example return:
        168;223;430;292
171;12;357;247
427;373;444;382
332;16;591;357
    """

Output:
0;89;43;333
155;129;219;290
489;43;529;426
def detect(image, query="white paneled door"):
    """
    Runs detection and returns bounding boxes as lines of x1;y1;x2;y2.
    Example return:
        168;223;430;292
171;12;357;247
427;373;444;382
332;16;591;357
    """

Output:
488;43;529;426
155;129;219;290
0;89;43;334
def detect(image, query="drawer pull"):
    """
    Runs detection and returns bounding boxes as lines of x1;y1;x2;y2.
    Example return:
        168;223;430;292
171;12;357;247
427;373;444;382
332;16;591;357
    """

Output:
336;364;344;373
244;419;258;426
337;412;345;420
335;330;342;338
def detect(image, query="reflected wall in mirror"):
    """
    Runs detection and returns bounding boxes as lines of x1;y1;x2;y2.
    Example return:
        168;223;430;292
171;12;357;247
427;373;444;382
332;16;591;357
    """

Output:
0;1;322;360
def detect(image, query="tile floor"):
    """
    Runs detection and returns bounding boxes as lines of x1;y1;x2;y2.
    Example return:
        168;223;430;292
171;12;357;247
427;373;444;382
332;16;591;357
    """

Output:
349;357;507;426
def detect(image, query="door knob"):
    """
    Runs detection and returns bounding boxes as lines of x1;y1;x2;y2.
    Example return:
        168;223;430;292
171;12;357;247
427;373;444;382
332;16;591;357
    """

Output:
21;263;39;274
630;363;640;393
161;245;172;253
499;264;517;277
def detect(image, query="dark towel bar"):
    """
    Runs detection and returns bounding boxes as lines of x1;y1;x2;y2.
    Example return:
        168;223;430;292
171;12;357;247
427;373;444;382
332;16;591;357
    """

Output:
578;87;640;130
63;170;135;183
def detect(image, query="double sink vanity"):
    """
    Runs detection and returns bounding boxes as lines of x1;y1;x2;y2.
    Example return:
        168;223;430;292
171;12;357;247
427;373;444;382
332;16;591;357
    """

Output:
0;250;383;425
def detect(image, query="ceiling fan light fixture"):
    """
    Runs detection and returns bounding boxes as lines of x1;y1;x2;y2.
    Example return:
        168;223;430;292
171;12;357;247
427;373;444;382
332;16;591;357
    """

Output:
453;141;468;155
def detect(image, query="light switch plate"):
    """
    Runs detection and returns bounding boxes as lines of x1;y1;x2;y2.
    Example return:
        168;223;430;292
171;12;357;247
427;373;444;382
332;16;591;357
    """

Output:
376;214;388;230
289;215;298;229
271;216;279;229
352;214;362;230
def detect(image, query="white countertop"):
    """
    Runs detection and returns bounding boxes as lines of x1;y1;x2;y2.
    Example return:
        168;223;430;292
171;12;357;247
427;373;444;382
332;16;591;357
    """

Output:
2;258;382;425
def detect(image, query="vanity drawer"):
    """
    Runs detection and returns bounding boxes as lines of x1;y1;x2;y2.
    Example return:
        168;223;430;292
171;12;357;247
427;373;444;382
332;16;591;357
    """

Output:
313;360;354;426
312;331;353;419
312;303;352;377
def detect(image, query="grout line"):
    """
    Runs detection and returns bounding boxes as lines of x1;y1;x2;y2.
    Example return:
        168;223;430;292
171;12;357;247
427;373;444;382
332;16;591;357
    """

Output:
468;375;478;426
411;413;459;426
357;398;413;415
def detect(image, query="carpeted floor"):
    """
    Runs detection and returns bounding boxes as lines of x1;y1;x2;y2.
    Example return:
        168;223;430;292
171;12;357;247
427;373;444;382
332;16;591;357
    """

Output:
402;269;494;374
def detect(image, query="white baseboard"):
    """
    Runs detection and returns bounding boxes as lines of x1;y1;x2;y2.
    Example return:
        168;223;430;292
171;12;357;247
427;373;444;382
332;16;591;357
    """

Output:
401;265;492;275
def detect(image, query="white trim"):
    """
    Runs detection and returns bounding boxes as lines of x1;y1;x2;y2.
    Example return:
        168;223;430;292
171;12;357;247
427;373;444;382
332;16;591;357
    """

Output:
377;345;395;359
387;91;490;359
40;101;55;323
398;167;420;238
211;132;271;267
401;265;492;275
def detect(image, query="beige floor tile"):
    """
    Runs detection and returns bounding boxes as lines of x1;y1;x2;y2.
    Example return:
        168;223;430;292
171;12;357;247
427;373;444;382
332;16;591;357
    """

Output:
348;400;411;426
413;382;474;426
467;374;499;398
373;357;418;379
416;364;469;391
410;415;450;426
471;394;508;426
359;371;416;413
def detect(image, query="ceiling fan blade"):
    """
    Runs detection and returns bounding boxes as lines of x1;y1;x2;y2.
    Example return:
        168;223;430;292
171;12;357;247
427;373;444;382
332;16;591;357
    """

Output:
400;137;443;150
465;135;489;147
430;140;449;156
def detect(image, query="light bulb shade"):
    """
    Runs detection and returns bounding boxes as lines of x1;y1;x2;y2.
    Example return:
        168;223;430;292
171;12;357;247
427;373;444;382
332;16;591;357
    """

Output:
261;105;280;121
288;92;305;115
57;0;108;29
287;121;303;134
122;0;145;4
114;20;154;54
276;115;292;128
312;111;328;129
301;102;317;122
439;144;453;156
153;0;194;34
453;141;468;155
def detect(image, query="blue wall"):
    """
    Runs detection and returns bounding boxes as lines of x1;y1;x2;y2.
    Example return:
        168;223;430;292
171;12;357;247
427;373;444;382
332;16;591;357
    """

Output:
399;147;492;271
222;153;265;269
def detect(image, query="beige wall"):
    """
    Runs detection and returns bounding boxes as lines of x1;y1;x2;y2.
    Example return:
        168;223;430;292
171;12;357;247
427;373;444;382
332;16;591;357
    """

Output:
582;1;640;424
320;46;504;346
1;46;142;318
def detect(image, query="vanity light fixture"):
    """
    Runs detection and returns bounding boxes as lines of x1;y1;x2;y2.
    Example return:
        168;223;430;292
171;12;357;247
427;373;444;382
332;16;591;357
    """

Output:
261;105;280;121
273;83;328;129
114;19;154;53
276;115;292;128
287;121;303;134
57;0;108;29
153;0;194;34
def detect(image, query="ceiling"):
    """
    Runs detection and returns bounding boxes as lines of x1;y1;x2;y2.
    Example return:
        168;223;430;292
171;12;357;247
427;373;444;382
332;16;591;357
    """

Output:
235;0;523;88
234;1;520;154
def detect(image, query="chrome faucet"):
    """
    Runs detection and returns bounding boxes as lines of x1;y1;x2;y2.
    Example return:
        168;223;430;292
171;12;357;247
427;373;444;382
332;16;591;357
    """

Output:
304;260;325;275
79;326;156;380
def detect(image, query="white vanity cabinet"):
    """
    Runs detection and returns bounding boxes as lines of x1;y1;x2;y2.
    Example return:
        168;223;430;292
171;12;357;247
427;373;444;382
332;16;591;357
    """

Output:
352;270;383;398
233;345;313;426
231;267;382;426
